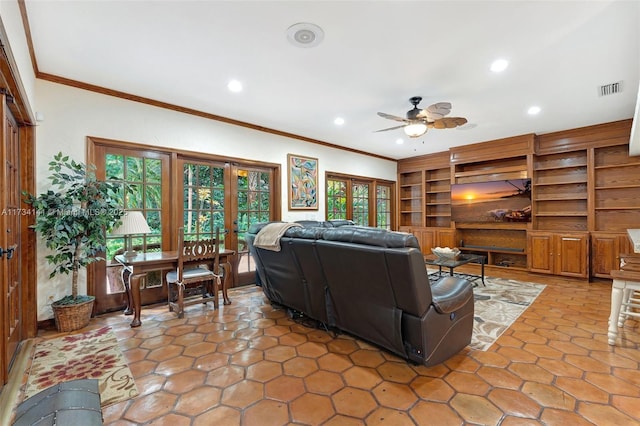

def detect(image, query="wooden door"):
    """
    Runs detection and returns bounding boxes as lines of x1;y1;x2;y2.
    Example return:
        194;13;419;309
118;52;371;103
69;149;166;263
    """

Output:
557;233;589;278
0;98;21;385
528;231;554;274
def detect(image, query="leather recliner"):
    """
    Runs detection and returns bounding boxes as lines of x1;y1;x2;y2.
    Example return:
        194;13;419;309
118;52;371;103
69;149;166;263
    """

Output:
246;221;474;366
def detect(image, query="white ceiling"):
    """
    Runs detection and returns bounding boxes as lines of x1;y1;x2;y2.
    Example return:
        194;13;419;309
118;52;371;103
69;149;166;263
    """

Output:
24;0;639;160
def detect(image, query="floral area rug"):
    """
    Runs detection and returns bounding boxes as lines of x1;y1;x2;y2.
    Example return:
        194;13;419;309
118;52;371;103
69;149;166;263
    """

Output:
470;276;546;350
24;326;138;407
429;272;546;351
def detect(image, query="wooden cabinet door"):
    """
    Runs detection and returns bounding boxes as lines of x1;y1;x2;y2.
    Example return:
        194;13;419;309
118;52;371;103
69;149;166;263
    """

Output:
437;229;457;250
528;232;554;274
591;233;622;278
418;229;436;255
557;234;589;278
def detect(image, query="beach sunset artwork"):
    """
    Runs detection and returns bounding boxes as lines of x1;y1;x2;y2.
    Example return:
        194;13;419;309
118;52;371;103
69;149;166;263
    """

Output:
451;179;531;223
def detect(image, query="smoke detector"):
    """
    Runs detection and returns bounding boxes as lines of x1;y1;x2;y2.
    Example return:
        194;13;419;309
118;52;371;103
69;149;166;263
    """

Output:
286;23;324;48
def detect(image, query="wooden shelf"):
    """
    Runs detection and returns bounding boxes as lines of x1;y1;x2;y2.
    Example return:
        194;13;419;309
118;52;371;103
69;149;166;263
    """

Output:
594;162;640;170
534;212;587;217
533;180;587;186
455;222;529;230
535;163;587;171
400;197;422;201
454;164;525;178
595;207;640;211
595;184;640;190
425;177;451;182
535;195;588;201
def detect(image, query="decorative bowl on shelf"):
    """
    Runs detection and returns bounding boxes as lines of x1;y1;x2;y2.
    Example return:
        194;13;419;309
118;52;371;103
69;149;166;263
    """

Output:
432;247;461;260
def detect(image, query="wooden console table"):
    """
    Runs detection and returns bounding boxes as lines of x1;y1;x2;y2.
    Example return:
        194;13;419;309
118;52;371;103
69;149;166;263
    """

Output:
115;250;234;327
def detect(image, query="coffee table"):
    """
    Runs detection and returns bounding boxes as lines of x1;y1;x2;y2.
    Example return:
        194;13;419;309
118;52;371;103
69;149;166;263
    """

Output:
424;253;486;286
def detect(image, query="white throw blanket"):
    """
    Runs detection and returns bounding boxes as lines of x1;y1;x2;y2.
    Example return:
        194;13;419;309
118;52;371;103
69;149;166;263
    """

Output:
253;222;303;252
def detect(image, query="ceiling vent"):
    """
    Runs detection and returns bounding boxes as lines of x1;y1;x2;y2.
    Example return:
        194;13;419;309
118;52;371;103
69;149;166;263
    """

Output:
286;23;324;48
599;81;623;97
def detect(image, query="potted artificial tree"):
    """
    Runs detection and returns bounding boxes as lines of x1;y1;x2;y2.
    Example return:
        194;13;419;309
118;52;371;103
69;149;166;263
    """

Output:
25;152;124;332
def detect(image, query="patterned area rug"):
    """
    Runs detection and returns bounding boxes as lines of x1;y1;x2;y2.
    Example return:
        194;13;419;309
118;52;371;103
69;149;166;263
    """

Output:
429;272;546;351
24;326;138;407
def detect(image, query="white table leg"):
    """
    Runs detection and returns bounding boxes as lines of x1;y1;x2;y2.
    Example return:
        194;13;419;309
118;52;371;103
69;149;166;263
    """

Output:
608;280;624;345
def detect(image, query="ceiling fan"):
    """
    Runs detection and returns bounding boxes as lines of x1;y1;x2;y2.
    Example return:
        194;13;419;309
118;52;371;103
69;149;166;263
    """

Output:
376;96;468;138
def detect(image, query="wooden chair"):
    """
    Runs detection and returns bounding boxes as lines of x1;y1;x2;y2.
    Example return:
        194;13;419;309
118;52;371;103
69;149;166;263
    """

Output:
166;227;224;318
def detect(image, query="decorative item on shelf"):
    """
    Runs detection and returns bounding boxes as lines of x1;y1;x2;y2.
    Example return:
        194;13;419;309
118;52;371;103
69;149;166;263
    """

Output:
24;152;125;332
432;247;461;260
110;211;152;259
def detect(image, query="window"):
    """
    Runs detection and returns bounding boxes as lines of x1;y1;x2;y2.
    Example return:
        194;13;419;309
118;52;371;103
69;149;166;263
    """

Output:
105;153;164;259
326;173;395;229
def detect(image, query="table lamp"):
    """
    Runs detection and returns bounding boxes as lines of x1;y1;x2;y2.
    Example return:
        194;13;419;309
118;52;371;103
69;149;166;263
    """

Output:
110;211;151;258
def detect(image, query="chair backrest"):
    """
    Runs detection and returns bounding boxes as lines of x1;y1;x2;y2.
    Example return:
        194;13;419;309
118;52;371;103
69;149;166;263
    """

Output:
176;227;221;282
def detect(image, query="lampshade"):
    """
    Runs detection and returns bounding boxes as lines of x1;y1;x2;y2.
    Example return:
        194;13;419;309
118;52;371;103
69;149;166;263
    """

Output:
404;122;428;138
111;211;151;236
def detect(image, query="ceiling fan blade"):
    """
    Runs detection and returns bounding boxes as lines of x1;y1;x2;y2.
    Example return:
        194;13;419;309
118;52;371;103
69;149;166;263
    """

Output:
374;124;407;133
377;112;409;123
430;117;468;129
417;102;452;121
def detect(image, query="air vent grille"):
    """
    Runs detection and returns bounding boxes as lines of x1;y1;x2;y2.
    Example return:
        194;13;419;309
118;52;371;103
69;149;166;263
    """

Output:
599;81;623;97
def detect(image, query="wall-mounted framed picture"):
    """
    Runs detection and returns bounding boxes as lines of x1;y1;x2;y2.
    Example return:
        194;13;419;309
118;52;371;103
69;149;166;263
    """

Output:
288;153;318;210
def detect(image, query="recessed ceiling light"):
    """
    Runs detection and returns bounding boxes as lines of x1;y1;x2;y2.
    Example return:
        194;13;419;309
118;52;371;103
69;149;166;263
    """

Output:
227;79;243;92
396;139;404;145
490;59;509;73
334;117;345;126
528;106;541;115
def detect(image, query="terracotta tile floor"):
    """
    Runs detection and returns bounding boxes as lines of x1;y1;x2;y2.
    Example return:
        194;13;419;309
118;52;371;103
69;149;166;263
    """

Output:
22;272;640;425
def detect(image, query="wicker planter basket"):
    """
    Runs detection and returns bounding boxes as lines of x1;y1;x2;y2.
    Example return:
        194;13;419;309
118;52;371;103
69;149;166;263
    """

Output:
52;297;95;332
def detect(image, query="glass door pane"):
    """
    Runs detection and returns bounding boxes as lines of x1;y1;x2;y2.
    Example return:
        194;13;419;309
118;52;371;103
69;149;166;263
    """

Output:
352;182;370;226
234;167;274;285
182;163;226;241
327;178;348;220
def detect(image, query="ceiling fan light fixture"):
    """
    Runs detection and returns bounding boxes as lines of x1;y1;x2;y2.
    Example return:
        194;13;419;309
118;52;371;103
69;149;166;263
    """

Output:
404;122;428;138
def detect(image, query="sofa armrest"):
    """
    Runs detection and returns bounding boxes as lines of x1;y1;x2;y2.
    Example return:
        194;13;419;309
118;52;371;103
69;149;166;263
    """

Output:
430;276;473;314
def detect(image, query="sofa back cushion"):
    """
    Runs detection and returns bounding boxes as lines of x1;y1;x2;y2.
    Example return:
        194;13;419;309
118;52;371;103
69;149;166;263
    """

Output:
315;239;405;357
321;226;420;249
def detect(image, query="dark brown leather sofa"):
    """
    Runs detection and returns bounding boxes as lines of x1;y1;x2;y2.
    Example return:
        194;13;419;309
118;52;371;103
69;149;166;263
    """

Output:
246;221;474;366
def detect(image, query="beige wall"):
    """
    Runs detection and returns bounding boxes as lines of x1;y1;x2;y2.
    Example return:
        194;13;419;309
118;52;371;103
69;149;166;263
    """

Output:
33;79;396;320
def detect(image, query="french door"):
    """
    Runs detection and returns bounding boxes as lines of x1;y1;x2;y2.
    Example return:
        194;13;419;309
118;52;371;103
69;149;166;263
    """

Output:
179;158;277;287
0;98;21;384
231;164;276;285
89;138;278;315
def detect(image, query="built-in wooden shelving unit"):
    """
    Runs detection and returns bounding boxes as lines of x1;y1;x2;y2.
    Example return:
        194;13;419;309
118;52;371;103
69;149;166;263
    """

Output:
397;119;636;279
